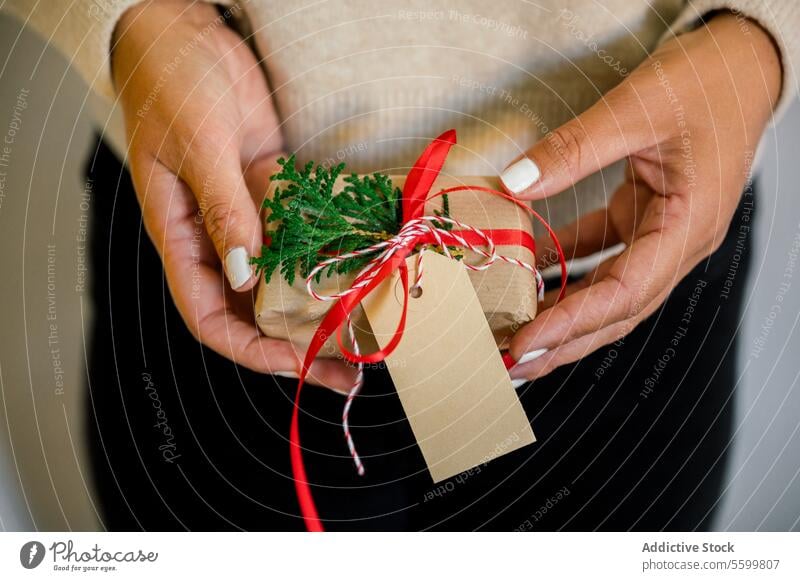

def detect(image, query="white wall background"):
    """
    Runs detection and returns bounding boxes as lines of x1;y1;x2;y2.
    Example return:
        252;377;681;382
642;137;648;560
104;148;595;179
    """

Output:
0;13;798;531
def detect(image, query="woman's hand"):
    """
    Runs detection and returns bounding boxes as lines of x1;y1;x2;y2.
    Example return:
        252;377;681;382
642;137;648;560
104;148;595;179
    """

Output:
504;13;782;381
112;0;356;392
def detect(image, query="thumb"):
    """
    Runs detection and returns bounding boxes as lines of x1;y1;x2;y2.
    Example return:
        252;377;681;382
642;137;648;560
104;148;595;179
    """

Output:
499;86;650;200
190;155;262;292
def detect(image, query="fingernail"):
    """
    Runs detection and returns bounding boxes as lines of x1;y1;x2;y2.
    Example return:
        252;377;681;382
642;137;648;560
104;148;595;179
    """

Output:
500;157;541;194
516;348;549;366
511;378;528;389
224;246;253;289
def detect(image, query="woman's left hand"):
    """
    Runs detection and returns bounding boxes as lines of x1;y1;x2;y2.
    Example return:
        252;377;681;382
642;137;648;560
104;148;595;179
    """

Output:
504;12;782;381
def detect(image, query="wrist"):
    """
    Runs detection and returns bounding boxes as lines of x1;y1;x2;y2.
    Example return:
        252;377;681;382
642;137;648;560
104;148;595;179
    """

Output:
704;11;783;111
111;1;229;91
115;1;220;39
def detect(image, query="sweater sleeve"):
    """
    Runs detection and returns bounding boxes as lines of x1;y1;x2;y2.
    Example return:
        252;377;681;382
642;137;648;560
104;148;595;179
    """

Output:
662;1;800;120
1;0;235;100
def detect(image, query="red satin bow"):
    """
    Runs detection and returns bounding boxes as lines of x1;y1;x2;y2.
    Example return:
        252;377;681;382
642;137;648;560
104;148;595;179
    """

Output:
290;129;567;531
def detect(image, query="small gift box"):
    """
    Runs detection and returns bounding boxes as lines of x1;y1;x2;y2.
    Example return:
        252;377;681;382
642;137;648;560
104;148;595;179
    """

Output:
250;131;566;531
255;175;539;356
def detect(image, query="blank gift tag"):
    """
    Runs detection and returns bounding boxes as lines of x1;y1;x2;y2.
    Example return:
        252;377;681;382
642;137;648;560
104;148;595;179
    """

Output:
362;252;535;482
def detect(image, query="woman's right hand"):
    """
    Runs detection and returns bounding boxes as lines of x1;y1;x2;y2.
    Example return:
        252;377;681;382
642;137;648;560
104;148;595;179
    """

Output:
112;0;357;392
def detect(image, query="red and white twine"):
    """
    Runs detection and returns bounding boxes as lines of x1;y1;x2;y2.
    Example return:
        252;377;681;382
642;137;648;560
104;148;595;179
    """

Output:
305;216;545;475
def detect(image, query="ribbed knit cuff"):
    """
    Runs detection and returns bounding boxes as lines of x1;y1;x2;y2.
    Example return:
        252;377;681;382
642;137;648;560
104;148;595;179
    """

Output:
660;0;799;121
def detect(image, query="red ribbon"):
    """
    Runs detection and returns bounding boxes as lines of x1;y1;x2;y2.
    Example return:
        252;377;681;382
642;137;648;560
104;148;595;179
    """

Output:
290;130;567;531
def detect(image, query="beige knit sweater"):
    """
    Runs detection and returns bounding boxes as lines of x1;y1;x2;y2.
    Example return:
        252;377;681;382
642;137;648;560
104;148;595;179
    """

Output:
5;0;799;229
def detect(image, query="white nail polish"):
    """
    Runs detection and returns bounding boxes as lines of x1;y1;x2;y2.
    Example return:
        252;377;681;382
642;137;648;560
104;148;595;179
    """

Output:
500;157;541;194
510;378;528;389
517;348;549;366
224;246;253;289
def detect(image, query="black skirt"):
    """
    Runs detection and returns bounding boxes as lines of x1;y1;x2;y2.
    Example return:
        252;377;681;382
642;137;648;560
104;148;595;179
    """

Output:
85;138;753;531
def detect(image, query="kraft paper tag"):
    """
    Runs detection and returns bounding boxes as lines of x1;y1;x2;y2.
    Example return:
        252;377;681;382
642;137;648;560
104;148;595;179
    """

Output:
362;253;535;482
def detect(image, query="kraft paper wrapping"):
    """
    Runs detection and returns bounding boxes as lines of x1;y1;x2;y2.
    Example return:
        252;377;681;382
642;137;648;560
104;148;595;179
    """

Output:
254;176;538;357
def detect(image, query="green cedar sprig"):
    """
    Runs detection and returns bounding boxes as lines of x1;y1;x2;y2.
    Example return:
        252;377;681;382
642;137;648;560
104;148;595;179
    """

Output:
251;155;455;285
